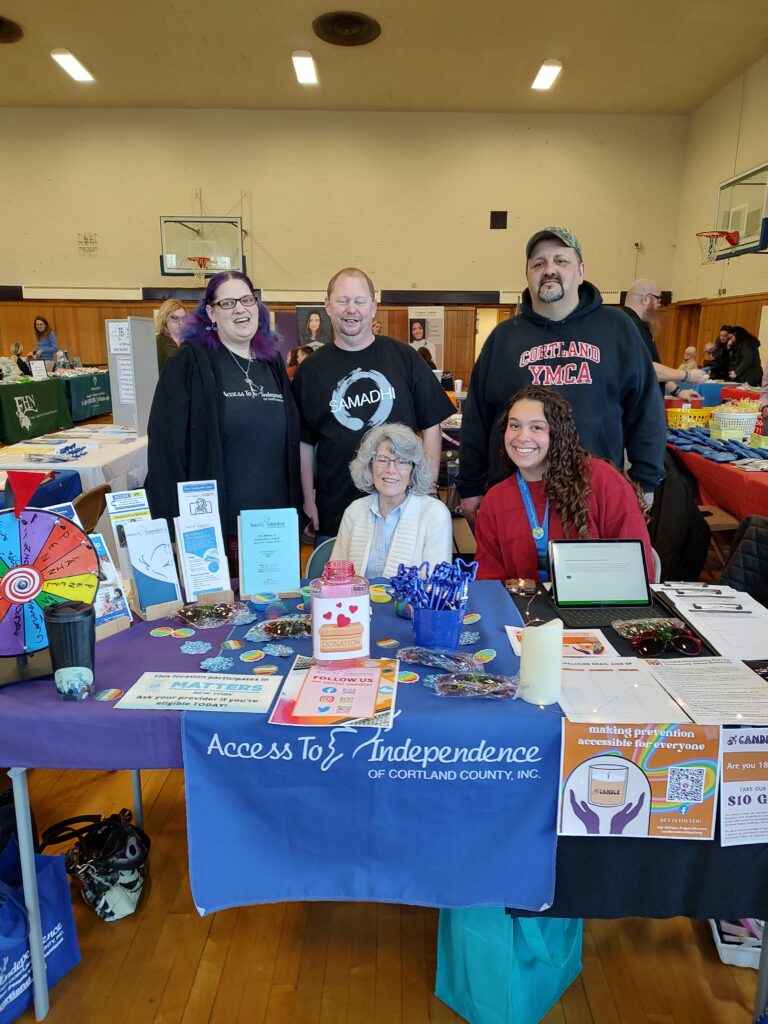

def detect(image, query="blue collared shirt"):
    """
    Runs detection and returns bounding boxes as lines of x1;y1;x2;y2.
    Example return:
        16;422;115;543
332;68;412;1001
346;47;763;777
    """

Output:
365;493;408;578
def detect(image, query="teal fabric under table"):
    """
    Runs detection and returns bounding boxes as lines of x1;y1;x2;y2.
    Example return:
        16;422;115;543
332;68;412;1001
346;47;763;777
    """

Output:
0;378;73;443
63;371;113;421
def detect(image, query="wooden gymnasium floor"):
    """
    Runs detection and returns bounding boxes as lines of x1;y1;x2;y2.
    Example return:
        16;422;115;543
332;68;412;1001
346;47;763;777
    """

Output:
17;765;760;1024
7;414;760;1024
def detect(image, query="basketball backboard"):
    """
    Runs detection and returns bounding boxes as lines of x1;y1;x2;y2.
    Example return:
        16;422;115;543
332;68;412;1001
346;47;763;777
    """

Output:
714;163;768;258
159;216;244;277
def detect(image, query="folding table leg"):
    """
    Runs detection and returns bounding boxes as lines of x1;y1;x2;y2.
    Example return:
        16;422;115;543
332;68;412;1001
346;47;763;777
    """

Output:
131;768;143;828
8;767;49;1020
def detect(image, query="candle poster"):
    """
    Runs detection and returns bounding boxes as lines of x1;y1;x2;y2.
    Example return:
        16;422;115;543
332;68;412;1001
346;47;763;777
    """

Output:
558;721;720;840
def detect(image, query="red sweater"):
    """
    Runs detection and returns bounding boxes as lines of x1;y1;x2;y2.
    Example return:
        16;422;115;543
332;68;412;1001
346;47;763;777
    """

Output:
475;459;654;582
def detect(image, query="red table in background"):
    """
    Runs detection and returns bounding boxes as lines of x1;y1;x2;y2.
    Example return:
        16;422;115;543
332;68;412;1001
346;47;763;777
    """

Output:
672;448;768;520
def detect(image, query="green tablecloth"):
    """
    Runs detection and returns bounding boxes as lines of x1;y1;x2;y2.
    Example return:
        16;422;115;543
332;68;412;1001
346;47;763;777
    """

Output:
64;371;113;421
0;378;73;443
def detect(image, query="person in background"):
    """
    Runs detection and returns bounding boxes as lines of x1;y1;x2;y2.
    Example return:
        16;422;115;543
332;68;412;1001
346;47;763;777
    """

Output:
678;346;699;373
297;345;314;365
146;270;302;563
32;316;58;360
728;326;763;385
622;280;706;398
759;359;768;425
286;347;300;380
703;326;732;379
292;266;454;542
331;423;452;577
475;385;653;583
155;299;187;373
372;319;383;336
417;346;437;370
460;228;665;528
10;342;31;376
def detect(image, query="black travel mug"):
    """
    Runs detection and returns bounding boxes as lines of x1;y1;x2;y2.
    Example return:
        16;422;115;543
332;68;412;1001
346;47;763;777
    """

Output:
43;601;96;701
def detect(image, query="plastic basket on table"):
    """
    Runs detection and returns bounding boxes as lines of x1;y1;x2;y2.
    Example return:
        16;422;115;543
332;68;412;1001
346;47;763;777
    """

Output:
712;410;758;437
666;406;714;429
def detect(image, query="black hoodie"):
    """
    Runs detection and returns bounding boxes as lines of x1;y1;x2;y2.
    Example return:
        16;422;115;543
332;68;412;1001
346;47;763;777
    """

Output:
459;281;666;496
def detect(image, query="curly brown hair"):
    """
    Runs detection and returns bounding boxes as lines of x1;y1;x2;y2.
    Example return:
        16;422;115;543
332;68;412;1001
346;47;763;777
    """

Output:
497;385;593;538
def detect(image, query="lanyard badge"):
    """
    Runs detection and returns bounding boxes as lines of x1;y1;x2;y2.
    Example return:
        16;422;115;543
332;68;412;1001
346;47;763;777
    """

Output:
516;472;550;581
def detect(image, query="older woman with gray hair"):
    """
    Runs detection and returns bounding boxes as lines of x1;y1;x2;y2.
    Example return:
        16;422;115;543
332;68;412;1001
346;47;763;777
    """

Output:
331;423;453;577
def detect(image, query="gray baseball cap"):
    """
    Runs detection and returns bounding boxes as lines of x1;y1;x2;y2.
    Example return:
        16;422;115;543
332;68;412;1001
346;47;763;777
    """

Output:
525;227;583;263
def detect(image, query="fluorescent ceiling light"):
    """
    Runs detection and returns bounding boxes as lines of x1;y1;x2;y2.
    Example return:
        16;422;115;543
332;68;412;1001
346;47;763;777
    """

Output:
51;48;94;82
292;50;318;86
531;59;563;91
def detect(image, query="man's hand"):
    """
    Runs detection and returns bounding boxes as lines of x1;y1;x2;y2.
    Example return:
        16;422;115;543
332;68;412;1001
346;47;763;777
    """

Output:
460;495;482;529
687;368;707;384
303;497;319;532
678;389;702;400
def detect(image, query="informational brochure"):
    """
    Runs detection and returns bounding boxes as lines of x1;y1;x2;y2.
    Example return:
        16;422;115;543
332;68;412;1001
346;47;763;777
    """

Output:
238;507;300;597
106;489;151;582
269;655;398;729
559;720;720;840
115;671;282;713
505;625;616;658
123;519;181;612
42;502;83;528
174;480;229;599
89;532;132;629
644;656;768;725
558;658;692;724
653;583;768;661
720;726;768;846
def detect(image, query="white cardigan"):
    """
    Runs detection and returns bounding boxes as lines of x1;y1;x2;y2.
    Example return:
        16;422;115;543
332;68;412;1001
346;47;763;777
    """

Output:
331;494;454;577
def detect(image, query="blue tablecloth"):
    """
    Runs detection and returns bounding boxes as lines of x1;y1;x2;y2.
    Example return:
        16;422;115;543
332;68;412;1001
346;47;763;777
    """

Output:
1;470;82;510
182;581;564;914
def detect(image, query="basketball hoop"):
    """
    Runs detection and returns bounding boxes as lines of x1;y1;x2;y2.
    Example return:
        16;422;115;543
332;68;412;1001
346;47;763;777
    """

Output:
187;255;211;286
695;230;740;265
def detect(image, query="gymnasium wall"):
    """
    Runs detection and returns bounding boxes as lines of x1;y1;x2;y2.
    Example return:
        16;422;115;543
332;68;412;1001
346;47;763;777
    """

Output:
672;52;768;301
0;108;685;299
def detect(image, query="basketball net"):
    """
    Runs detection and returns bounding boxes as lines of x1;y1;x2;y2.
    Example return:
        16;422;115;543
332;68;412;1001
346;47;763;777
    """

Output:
188;255;211;286
695;230;740;265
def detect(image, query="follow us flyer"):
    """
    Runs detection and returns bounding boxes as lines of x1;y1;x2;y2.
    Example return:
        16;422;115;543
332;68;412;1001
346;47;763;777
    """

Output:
721;726;768;846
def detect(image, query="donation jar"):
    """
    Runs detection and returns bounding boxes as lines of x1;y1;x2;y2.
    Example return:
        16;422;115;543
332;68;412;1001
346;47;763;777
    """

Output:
310;560;370;663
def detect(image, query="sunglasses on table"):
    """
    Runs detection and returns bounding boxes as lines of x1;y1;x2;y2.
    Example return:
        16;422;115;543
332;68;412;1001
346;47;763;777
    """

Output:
631;626;701;658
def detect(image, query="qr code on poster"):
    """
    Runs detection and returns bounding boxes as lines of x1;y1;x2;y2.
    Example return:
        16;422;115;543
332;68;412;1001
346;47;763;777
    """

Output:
666;766;706;804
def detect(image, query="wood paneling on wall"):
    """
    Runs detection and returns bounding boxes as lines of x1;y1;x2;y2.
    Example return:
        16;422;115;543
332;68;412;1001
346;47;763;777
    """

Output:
648;292;768;367
0;301;167;366
2;292;763;384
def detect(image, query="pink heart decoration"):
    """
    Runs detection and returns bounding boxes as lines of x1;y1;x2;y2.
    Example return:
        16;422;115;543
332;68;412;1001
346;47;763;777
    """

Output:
337;613;351;627
349;605;358;613
323;611;332;620
336;602;342;607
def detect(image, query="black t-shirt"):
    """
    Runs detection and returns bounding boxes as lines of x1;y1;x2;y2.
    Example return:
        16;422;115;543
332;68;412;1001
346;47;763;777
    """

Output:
215;347;288;532
292;335;455;535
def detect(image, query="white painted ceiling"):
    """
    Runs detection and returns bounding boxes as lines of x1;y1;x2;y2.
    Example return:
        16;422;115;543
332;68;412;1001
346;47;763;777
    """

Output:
1;0;767;114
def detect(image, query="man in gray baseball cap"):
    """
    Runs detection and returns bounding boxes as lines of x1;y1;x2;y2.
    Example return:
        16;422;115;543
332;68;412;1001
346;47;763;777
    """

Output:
459;226;665;527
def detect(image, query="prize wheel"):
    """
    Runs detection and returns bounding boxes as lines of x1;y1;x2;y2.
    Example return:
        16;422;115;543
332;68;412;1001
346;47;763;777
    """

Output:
0;508;100;656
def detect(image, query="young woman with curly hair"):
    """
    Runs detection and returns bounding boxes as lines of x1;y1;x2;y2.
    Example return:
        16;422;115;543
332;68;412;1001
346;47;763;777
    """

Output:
474;385;654;582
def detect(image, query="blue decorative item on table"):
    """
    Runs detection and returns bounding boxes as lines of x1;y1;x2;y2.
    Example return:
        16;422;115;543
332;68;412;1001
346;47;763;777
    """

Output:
388;559;478;651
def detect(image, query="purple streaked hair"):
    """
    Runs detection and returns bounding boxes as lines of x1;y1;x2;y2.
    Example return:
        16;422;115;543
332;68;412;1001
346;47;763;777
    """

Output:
180;270;279;360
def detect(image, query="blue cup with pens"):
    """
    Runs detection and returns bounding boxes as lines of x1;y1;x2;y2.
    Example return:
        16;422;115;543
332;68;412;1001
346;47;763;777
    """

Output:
388;559;477;651
412;607;463;649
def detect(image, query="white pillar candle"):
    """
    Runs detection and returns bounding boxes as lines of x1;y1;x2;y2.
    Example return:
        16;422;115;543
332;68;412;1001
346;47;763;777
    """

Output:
519;619;563;705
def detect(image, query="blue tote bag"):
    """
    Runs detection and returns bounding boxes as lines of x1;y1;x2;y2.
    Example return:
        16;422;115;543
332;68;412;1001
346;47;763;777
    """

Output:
0;836;80;1024
435;907;583;1024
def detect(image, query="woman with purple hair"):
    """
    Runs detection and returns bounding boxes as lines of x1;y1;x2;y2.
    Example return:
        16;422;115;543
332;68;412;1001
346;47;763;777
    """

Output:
146;270;302;561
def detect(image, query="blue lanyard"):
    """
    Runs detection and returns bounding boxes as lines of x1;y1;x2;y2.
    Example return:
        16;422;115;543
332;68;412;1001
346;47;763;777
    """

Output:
516;472;550;581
